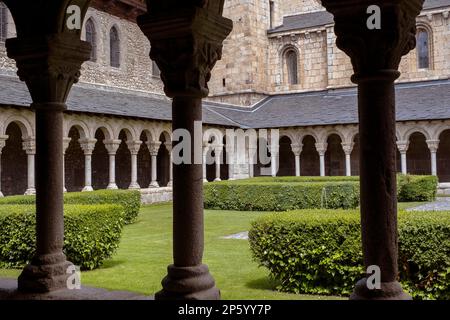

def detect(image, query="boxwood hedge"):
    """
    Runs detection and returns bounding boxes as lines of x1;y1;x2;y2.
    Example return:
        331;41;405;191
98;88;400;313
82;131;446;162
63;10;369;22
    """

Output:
397;174;438;202
0;204;125;270
0;189;141;224
249;210;450;300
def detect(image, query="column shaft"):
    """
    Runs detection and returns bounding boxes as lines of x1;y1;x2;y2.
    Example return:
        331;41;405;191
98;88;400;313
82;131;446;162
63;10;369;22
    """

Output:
401;152;407;175
130;153;139;189
83;154;93;191
295;155;300;177
108;154;117;189
150;154;159;187
431;151;437;176
345;154;351;177
214;149;221;181
25;153;36;195
320;154;325;177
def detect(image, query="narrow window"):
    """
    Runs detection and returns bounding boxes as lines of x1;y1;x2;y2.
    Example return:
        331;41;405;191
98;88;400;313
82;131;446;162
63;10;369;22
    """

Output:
85;18;97;62
110;26;120;68
0;2;7;42
286;50;298;85
417;28;430;69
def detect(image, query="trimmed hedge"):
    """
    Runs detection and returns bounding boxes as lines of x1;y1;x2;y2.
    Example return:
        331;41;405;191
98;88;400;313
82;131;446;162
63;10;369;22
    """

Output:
398;174;438;202
0;189;141;224
0;204;125;270
249;210;450;300
204;182;360;211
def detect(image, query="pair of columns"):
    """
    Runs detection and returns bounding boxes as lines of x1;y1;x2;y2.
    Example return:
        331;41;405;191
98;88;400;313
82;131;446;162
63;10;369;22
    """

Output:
202;144;223;182
397;139;439;176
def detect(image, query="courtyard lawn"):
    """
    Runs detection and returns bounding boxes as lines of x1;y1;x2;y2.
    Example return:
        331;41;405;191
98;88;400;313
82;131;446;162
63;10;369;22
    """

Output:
0;201;427;300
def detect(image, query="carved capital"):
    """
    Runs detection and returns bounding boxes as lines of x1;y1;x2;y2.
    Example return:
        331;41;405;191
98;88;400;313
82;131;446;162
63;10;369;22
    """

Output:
341;142;355;155
291;143;303;156
22;137;36;155
6;34;91;104
138;3;232;98
426;140;440;153
104;139;122;155
127;140;142;155
315;143;328;156
63;137;72;154
396;140;410;153
147;141;162;156
79;138;97;155
322;0;424;78
0;135;9;153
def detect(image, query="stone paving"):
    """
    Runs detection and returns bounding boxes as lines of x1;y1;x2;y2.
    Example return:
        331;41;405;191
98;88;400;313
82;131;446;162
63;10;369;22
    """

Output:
222;231;249;240
407;197;450;212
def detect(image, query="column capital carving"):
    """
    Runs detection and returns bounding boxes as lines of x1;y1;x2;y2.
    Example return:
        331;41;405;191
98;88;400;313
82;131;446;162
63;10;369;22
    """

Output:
63;137;72;153
341;142;355;155
22;137;36;155
321;0;424;79
138;4;233;98
79;138;97;155
127;140;143;155
0;135;9;153
104;139;122;155
396;140;410;153
147;141;162;156
291;143;303;156
6;34;91;104
315;143;328;156
426;139;440;153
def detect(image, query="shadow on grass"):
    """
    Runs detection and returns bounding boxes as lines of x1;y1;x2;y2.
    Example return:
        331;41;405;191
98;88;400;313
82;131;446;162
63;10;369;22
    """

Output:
245;277;279;291
97;259;126;269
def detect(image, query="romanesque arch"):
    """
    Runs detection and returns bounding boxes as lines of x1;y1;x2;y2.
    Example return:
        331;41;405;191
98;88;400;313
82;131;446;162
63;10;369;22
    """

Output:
92;128;109;190
278;135;295;176
65;126;85;192
301;135;319;176
407;132;431;175
437;129;450;182
325;133;345;176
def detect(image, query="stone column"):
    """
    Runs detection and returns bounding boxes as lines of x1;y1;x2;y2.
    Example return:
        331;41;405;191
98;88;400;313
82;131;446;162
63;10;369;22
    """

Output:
248;145;257;178
127;141;142;190
80;139;97;192
23;138;36;195
165;142;173;187
426;140;439;176
104;140;121;190
270;144;279;177
6;31;91;292
0;135;7;197
147;141;161;188
315;143;327;177
226;144;235;180
213;144;223;181
291;143;303;177
342;142;354;177
138;1;232;300
397;141;409;175
322;0;423;300
202;144;209;183
62;137;71;193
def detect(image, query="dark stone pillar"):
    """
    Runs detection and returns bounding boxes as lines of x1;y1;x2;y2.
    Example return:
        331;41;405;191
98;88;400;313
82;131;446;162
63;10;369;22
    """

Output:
6;34;90;292
321;0;424;300
138;1;232;300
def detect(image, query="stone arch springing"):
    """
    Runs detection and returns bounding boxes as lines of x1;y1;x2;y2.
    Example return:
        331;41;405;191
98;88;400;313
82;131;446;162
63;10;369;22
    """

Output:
437;129;450;182
109;24;121;68
85;17;97;62
278;135;295;176
1;122;27;195
92;128;109;190
301;135;320;176
65;126;85;192
325;133;345;176
407;132;431;175
2;115;33;139
416;23;433;70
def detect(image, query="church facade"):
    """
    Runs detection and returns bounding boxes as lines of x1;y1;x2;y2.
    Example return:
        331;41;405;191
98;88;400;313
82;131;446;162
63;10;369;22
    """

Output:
0;0;450;198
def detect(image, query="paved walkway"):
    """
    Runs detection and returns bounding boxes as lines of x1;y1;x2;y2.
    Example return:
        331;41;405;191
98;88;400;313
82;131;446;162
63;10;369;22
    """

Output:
407;197;450;211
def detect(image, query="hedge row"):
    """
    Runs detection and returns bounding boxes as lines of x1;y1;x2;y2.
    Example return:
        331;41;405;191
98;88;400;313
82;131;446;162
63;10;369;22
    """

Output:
204;182;360;211
0;204;125;270
398;174;438;202
249;210;450;300
0;190;141;224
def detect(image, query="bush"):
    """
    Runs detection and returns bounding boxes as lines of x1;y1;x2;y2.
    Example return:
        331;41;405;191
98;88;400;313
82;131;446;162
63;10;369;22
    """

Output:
204;182;360;211
0;189;141;224
0;204;125;270
249;210;450;300
398;174;438;202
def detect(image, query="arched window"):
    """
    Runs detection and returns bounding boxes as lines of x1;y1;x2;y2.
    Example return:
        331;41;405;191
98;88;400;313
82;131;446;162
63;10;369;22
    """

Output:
85;18;97;62
110;26;120;68
416;28;430;69
0;2;7;42
285;49;298;85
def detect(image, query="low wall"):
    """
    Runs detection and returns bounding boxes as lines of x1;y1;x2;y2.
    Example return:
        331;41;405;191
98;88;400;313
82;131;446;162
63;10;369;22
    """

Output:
140;187;173;204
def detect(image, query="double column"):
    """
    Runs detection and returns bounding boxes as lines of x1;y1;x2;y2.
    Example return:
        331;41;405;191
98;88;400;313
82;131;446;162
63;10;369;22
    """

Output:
22;138;36;195
270;143;279;177
80;139;97;192
165;142;173;187
0;136;7;197
147;141;161;188
138;2;232;300
213;144;223;182
291;143;303;177
6;31;91;292
396;141;409;175
105;140;121;190
322;0;424;300
427;140;439;176
315;143;327;177
127;141;142;190
342;142;354;177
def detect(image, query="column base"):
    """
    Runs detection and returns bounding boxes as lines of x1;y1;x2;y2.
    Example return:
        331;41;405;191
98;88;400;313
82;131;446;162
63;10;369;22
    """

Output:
129;183;140;190
63;187;67;193
350;278;412;300
203;179;208;183
149;181;160;188
0;191;4;197
18;252;73;293
24;188;36;196
167;181;173;187
155;264;220;300
82;186;94;192
107;183;118;190
214;178;221;182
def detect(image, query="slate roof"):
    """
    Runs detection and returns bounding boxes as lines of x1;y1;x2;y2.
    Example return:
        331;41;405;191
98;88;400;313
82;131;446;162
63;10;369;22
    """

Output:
268;0;450;34
1;74;450;130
